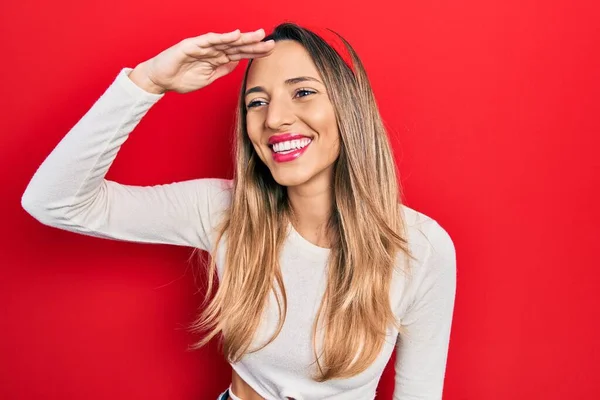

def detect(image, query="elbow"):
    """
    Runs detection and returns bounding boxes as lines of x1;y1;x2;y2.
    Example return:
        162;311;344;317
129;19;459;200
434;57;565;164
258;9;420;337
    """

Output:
21;189;52;225
21;182;102;230
20;182;68;227
21;185;38;216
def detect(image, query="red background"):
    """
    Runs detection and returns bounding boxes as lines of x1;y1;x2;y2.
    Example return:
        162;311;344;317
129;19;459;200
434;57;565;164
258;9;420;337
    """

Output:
2;0;599;399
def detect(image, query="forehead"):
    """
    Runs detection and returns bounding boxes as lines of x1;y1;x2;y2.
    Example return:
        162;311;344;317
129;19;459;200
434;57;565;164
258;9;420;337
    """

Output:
246;40;321;85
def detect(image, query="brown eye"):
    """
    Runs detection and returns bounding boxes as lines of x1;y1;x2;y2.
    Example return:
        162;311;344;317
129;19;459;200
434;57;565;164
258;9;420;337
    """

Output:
247;99;267;108
295;89;316;98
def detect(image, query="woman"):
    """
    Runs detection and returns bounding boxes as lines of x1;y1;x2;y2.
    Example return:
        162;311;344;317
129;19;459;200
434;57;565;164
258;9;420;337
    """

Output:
21;23;456;400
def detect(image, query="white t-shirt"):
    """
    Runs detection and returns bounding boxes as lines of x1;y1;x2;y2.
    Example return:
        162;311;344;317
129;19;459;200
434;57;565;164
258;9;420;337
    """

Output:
21;67;457;400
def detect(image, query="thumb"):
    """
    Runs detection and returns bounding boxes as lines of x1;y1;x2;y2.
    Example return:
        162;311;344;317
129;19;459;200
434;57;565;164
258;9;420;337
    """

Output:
210;60;240;82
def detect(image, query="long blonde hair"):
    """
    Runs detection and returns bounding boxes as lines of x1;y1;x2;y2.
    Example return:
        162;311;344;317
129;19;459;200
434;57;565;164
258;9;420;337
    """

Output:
189;22;413;381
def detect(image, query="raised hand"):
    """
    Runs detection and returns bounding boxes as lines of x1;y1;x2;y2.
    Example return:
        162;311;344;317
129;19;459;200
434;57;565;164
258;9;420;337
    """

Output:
129;29;275;94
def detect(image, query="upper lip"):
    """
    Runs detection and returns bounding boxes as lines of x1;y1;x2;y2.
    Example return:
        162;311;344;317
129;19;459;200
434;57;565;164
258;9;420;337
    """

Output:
268;133;312;146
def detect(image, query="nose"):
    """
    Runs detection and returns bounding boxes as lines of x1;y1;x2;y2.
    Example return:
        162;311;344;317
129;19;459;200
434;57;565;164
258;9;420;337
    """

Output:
264;94;296;131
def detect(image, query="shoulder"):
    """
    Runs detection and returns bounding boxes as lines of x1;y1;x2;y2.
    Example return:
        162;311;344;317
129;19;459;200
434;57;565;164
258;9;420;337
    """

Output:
187;178;233;225
196;177;233;192
400;204;456;277
192;178;234;204
389;204;456;316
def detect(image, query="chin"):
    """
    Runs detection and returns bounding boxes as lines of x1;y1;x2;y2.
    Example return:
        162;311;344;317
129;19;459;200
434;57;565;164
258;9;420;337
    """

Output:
269;168;314;187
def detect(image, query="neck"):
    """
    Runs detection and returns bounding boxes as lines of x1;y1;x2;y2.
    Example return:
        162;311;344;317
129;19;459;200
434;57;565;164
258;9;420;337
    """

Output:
287;170;334;248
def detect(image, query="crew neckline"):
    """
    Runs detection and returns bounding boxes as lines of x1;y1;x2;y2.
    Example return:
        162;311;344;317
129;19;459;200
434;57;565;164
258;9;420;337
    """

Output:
287;223;331;260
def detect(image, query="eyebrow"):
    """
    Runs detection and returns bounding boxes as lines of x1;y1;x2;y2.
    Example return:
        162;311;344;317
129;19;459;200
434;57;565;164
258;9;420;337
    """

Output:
245;76;323;97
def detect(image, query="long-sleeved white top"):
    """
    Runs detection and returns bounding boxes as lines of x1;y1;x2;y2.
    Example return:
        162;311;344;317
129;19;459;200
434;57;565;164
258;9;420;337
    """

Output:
21;67;457;400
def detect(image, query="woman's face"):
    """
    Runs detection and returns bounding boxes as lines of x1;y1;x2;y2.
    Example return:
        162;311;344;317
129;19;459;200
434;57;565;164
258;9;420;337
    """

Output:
244;40;340;188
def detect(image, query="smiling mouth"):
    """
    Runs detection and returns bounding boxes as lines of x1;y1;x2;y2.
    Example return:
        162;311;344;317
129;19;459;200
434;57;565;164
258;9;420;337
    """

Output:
268;138;313;163
269;138;312;154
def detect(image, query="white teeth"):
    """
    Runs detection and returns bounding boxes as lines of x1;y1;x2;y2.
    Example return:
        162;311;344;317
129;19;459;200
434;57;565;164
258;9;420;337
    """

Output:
272;138;312;153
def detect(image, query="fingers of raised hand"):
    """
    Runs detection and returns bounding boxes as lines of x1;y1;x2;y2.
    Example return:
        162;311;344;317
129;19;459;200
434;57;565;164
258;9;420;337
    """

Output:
182;30;275;61
227;51;273;61
223;41;275;56
194;28;266;49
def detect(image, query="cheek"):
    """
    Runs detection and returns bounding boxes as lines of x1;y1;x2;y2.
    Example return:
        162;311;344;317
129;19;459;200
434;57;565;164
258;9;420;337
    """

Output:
246;116;268;160
245;115;271;164
320;107;341;161
311;105;339;145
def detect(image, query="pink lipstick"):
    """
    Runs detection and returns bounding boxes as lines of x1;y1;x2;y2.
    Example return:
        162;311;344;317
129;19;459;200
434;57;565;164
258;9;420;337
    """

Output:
268;133;312;163
268;133;309;145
